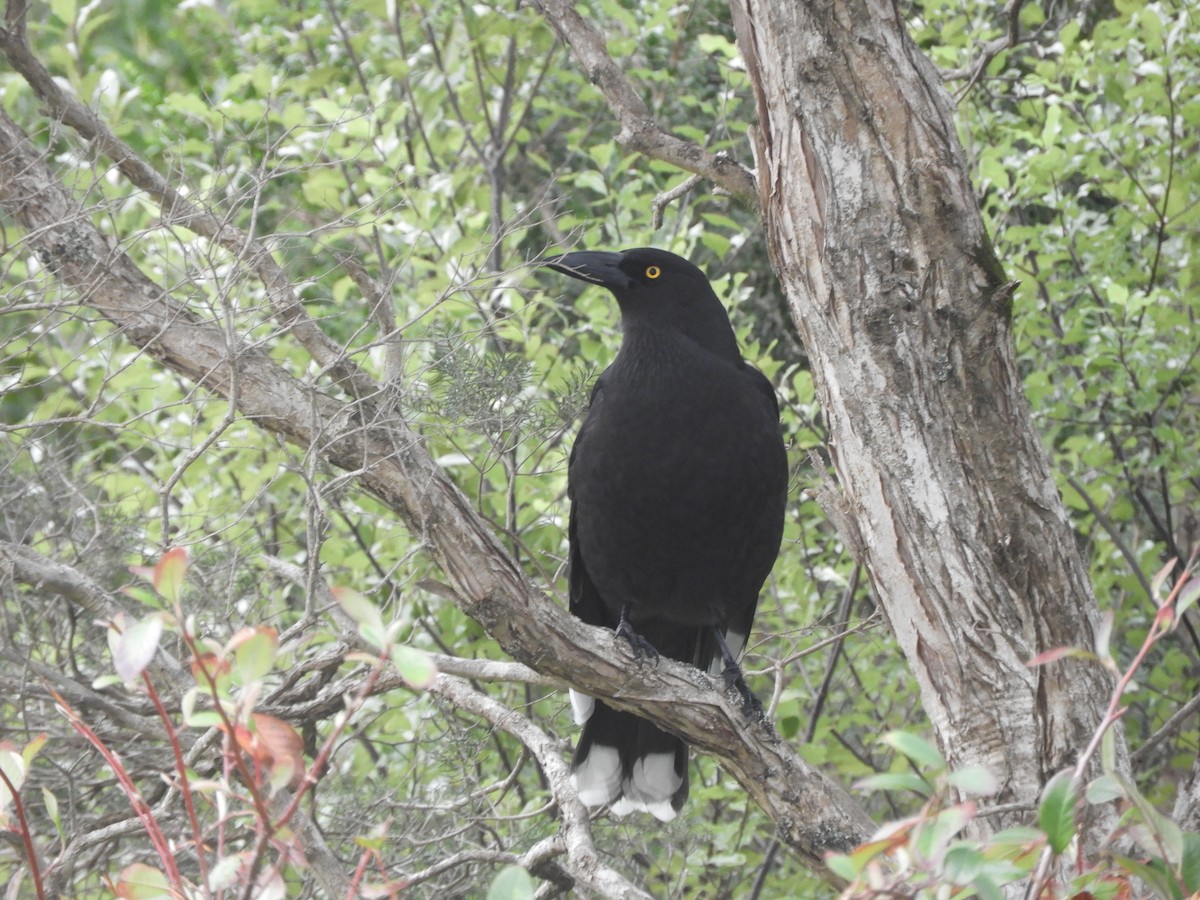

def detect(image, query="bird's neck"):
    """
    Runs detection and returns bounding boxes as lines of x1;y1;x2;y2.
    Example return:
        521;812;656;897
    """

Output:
615;321;742;376
622;313;741;361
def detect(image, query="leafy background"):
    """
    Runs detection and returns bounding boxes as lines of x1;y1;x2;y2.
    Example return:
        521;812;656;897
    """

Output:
1;0;1196;895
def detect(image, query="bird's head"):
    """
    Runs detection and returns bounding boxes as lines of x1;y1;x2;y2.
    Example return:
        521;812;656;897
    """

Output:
541;247;740;363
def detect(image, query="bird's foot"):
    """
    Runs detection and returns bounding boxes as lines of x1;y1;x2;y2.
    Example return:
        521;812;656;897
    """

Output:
614;604;660;664
722;665;765;721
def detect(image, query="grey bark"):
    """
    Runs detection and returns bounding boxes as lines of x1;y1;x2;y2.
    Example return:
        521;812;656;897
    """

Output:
727;0;1127;828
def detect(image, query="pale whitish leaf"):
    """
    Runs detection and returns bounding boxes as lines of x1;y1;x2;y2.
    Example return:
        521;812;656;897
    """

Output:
487;865;534;900
1173;576;1200;626
912;803;974;861
1101;727;1117;774
947;765;1000;797
42;787;61;837
207;854;245;891
113;615;163;682
1085;773;1125;804
1094;608;1114;661
0;748;24;813
1150;558;1177;600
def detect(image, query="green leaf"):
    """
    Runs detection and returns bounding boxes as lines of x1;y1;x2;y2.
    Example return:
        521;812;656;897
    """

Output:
487;865;533;900
855;772;932;797
942;843;985;884
881;731;945;771
115;863;171;899
1110;854;1182;900
334;587;388;651
1181;831;1200;893
824;851;861;882
393;645;437;690
1038;769;1078;855
1101;725;1117;774
1085;773;1126;804
231;627;279;684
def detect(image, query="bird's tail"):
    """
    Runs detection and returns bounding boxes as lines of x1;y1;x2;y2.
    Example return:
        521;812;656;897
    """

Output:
569;696;688;821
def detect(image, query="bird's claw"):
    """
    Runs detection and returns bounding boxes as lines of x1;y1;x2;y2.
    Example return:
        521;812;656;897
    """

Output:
722;665;764;721
614;618;660;665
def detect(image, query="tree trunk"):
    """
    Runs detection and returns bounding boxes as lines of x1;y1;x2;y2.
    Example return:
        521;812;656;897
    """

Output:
729;0;1125;825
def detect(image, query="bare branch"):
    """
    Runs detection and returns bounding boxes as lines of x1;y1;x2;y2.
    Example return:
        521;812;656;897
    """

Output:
942;0;1028;98
430;674;650;899
526;0;757;204
0;0;377;401
0;106;872;876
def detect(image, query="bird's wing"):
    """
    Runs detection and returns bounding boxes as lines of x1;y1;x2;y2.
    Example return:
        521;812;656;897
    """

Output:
744;362;781;417
567;377;609;629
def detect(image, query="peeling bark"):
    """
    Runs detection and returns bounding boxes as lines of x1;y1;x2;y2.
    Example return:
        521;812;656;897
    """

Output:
728;0;1126;827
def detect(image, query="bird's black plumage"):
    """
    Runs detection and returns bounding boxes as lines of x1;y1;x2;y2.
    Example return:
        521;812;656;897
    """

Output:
543;248;787;820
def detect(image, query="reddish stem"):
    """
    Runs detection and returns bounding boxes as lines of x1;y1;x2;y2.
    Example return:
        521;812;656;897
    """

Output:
0;764;47;900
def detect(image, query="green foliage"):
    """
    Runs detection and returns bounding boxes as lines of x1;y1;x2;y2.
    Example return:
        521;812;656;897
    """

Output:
1;0;1196;896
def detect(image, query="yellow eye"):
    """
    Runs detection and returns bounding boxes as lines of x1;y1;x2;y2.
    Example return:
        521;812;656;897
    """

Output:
645;265;661;279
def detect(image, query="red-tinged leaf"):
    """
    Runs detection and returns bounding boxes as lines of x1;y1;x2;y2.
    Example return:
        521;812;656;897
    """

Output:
251;713;305;790
153;547;189;602
191;652;231;683
113;862;170;899
230;723;264;761
112;614;163;682
229;627;279;684
1027;646;1094;667
22;733;47;767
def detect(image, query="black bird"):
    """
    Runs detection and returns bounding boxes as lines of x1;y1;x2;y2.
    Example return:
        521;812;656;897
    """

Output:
543;247;787;820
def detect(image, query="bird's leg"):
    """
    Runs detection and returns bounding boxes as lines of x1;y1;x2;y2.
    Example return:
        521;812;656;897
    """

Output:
613;603;660;664
711;627;763;719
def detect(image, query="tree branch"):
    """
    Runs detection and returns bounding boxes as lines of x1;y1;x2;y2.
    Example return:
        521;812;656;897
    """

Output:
429;674;650;899
0;0;377;401
526;0;758;205
0;105;871;877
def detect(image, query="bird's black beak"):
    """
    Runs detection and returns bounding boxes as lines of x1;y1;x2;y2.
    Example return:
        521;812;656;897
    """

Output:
541;251;630;289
